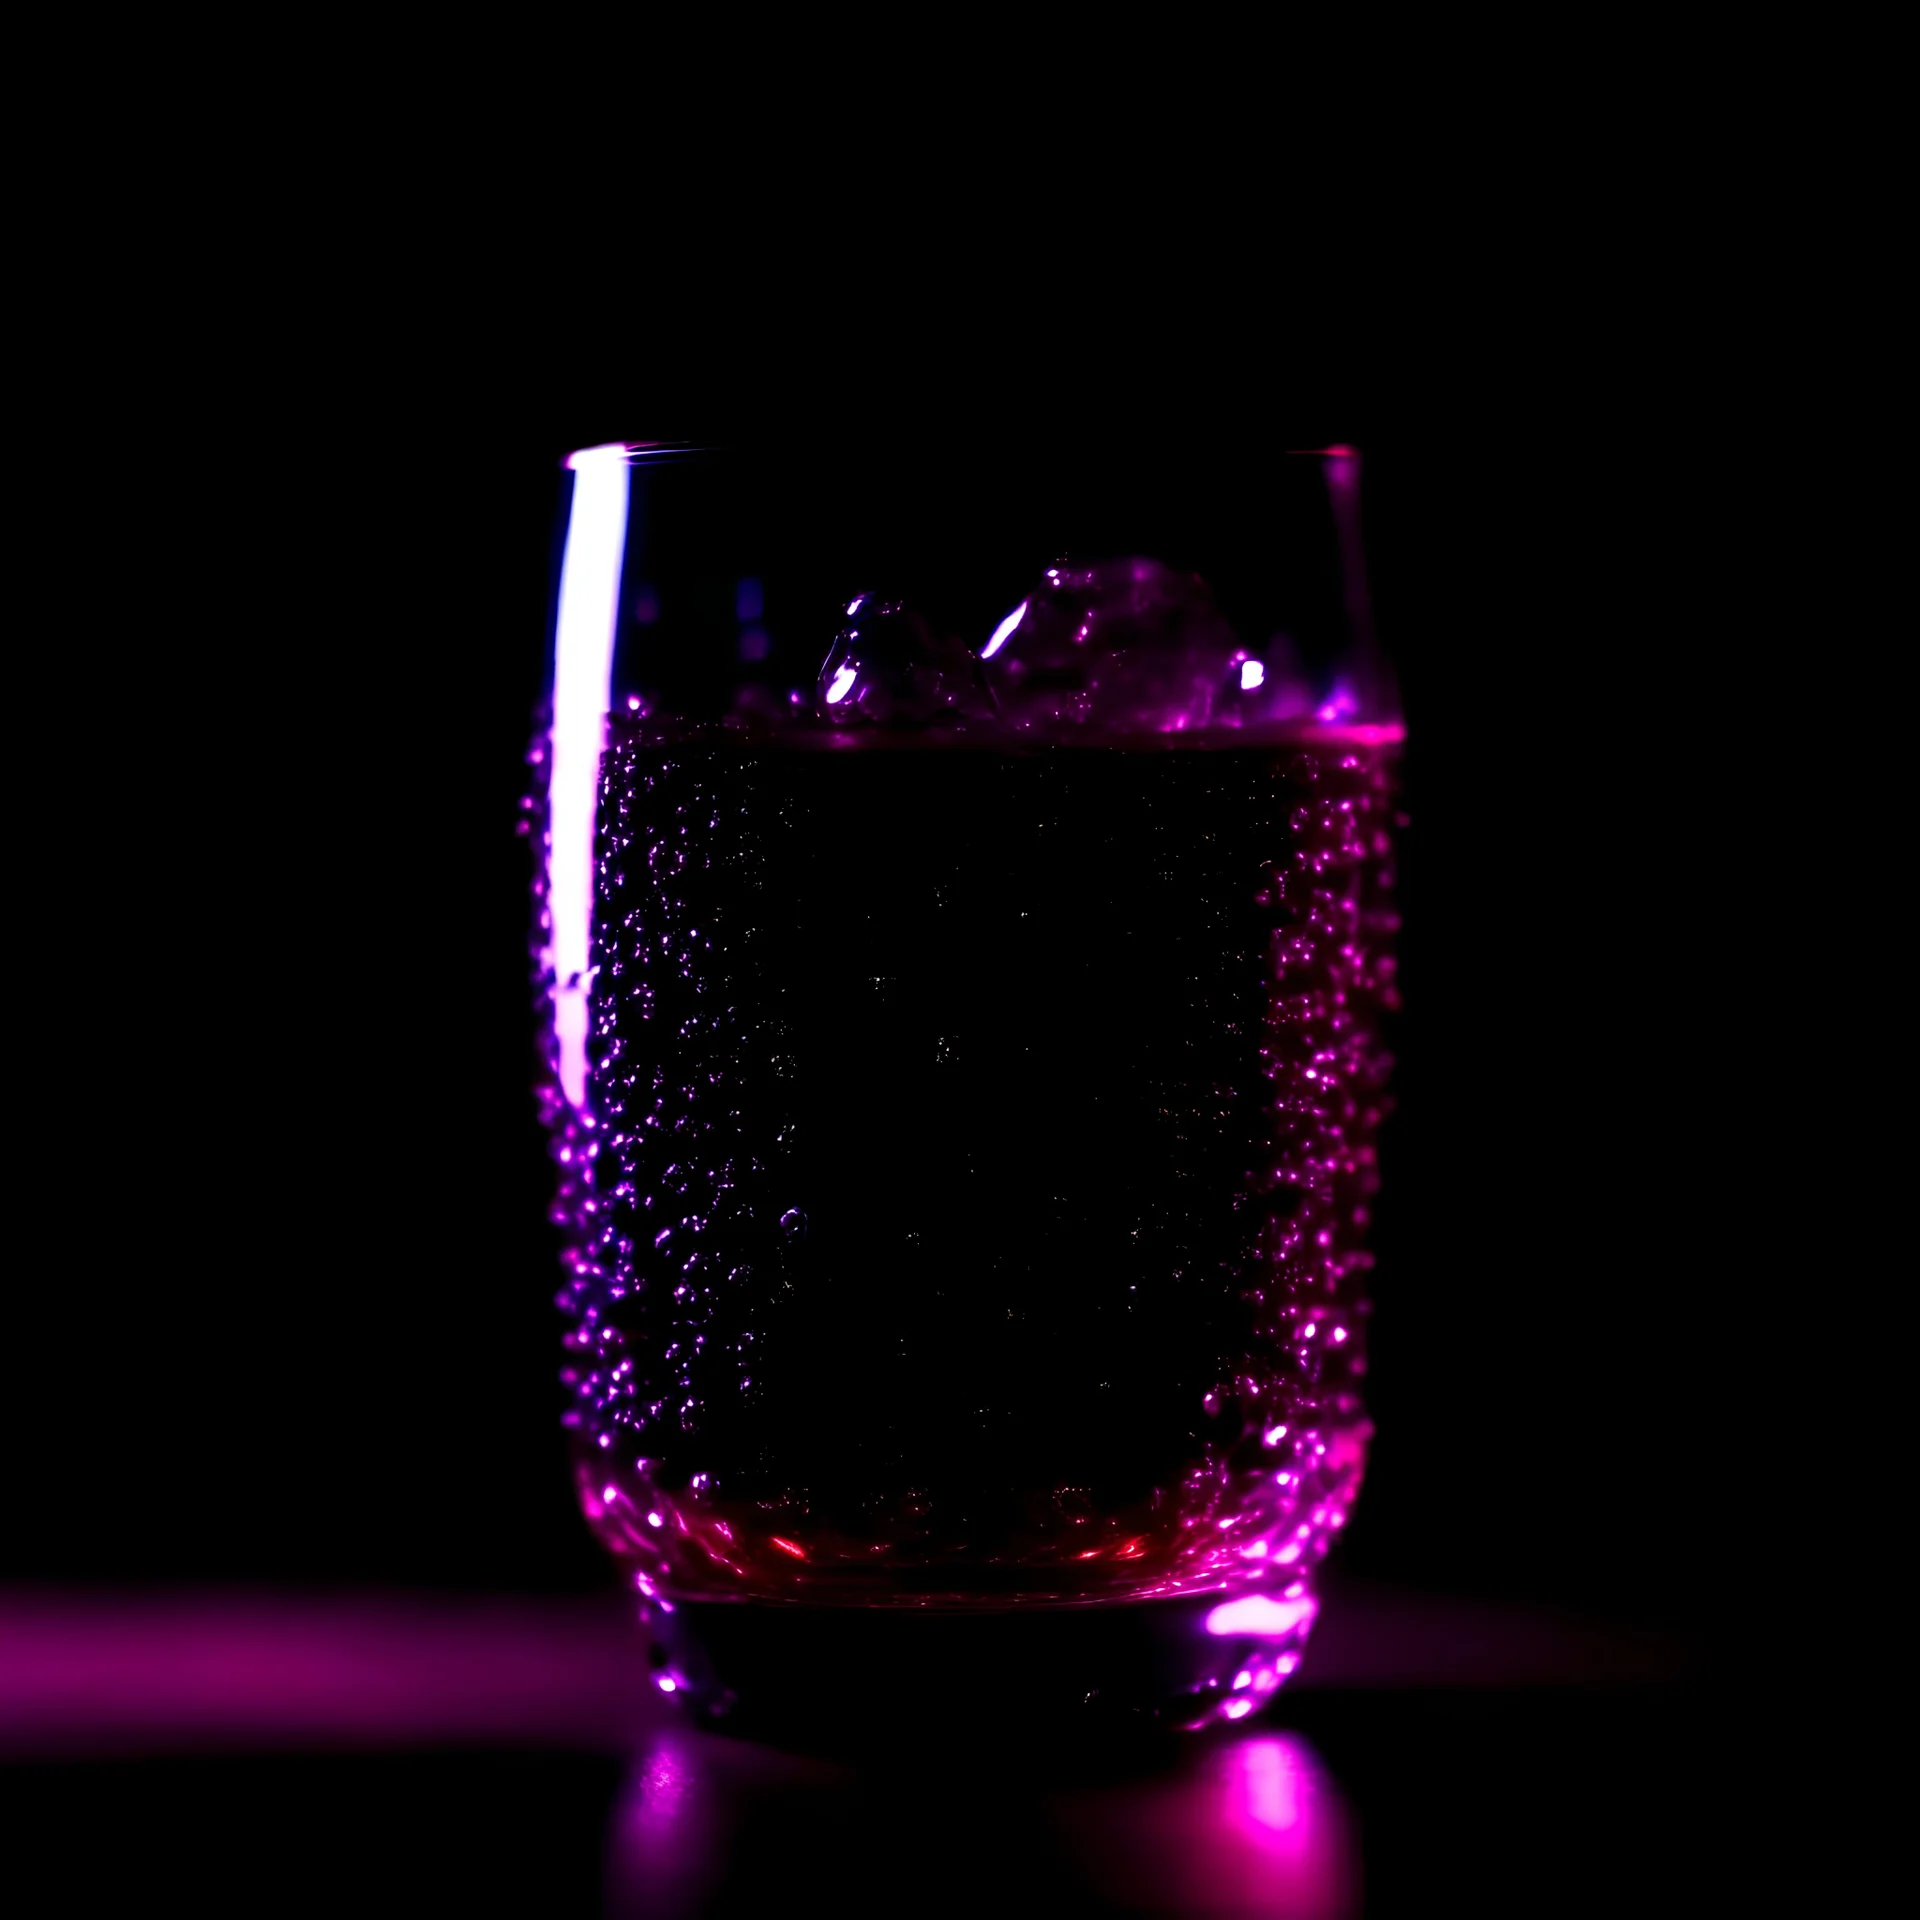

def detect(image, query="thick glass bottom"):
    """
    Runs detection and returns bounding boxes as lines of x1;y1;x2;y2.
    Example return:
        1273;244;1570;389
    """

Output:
641;1587;1321;1756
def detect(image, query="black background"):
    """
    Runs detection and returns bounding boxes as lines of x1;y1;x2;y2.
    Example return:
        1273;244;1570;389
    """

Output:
8;340;1739;1634
4;261;1793;1911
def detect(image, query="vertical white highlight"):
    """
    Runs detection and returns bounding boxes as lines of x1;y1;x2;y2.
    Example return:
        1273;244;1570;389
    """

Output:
547;444;632;1109
981;601;1027;659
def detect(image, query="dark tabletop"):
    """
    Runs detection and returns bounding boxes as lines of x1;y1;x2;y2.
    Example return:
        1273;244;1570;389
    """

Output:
1;1577;1739;1917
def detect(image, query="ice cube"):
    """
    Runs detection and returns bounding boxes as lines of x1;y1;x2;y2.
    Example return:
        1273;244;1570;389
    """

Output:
977;559;1243;736
815;598;989;728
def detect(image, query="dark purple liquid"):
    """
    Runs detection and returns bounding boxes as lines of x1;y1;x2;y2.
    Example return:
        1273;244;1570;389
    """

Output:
553;726;1397;1606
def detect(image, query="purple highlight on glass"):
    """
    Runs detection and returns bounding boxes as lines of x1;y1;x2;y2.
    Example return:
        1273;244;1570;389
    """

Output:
1206;1593;1318;1639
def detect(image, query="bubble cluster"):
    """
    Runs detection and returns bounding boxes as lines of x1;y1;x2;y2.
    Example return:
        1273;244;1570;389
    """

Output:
539;725;1398;1611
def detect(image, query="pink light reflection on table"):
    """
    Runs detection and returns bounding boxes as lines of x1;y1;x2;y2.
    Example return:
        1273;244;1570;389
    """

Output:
1053;1732;1357;1919
605;1724;1358;1920
0;1591;666;1758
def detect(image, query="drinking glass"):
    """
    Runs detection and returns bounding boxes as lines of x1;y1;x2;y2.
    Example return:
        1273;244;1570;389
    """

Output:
530;437;1400;1745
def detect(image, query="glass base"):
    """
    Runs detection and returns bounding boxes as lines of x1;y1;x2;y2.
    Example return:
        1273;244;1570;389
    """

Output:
640;1588;1318;1755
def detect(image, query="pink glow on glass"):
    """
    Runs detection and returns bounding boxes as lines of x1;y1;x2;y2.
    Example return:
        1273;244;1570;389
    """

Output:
547;443;632;1109
1306;719;1404;746
824;661;859;704
1240;659;1267;691
981;600;1028;659
1206;1594;1317;1638
1314;682;1358;725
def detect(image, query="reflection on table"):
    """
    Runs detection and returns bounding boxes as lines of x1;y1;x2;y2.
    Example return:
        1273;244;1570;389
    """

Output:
0;1580;1692;1917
